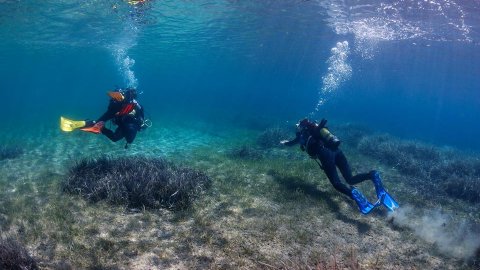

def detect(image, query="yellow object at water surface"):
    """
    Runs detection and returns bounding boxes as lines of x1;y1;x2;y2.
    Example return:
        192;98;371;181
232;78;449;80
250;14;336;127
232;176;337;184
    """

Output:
128;0;147;5
60;117;86;132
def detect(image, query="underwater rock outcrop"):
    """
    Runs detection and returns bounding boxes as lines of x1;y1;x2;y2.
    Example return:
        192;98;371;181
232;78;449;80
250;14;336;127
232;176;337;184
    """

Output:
0;146;23;161
0;238;39;270
358;134;480;203
358;134;441;177
62;156;211;210
256;127;290;149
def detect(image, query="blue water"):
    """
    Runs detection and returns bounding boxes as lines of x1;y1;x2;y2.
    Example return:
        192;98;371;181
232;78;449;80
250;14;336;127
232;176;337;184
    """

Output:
1;0;479;151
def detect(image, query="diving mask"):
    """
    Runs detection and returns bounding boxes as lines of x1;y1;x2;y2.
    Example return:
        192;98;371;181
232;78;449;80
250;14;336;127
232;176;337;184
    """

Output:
107;91;125;102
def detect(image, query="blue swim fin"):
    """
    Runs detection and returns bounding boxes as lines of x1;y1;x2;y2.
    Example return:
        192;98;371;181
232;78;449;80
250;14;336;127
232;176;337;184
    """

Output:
371;171;399;212
381;192;399;212
351;188;378;214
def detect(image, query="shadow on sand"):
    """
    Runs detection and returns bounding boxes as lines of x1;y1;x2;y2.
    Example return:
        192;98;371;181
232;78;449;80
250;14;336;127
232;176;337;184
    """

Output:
270;172;372;234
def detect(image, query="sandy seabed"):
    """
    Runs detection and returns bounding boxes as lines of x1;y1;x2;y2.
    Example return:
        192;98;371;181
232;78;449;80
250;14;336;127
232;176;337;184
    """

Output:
0;121;479;269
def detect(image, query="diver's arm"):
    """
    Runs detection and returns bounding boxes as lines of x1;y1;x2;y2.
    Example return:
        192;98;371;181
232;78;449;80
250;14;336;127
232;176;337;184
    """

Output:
136;103;146;128
96;101;118;122
280;132;300;146
96;111;115;123
136;102;144;120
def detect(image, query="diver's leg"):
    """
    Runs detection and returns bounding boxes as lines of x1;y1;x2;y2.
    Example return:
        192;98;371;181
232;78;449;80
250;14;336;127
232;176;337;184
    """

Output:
320;148;375;214
336;150;371;185
349;172;373;185
101;126;124;142
120;124;138;149
124;124;138;144
336;150;353;182
317;148;352;197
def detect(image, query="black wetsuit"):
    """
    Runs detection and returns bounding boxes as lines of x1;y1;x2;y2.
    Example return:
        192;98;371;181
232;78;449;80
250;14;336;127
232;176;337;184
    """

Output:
284;126;372;197
97;98;144;144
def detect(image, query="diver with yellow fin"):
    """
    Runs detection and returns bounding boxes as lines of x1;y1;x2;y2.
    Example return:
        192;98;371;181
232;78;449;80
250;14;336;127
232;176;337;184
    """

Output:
280;118;399;214
127;0;147;5
60;87;150;149
60;117;87;132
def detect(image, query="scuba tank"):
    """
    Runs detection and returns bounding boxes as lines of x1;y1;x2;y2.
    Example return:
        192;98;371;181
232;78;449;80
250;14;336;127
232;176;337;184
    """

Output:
313;118;341;149
319;127;340;148
297;118;341;152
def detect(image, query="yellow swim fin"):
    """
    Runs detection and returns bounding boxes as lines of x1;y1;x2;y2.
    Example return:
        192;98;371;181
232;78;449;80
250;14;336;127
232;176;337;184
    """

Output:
60;117;86;132
128;0;146;5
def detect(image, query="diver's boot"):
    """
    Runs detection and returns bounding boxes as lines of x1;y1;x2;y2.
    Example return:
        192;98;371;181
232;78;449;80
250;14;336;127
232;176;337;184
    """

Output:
350;188;376;214
370;170;399;212
80;121;105;134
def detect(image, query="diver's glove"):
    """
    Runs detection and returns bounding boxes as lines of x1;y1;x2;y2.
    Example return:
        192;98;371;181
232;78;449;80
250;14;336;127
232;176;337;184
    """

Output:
85;120;96;127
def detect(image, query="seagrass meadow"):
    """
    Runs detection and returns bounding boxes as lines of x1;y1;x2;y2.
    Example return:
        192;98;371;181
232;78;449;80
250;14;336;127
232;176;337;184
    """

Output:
0;120;479;269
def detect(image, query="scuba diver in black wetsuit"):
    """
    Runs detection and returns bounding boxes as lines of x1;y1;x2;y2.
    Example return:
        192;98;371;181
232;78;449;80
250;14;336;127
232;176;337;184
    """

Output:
281;118;398;214
83;87;147;149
